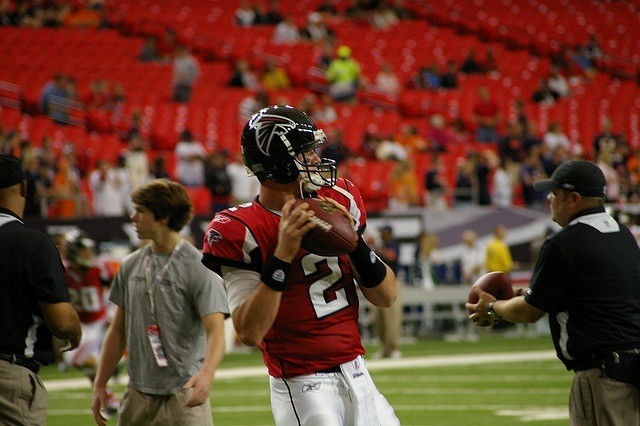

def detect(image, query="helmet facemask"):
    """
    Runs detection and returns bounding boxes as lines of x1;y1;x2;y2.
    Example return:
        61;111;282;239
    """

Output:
290;129;337;192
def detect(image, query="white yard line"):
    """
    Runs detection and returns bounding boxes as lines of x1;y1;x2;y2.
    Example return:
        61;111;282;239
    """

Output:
45;350;557;391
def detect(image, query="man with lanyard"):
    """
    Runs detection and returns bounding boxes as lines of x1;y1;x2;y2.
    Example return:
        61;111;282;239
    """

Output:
91;179;229;425
467;160;640;425
0;153;82;425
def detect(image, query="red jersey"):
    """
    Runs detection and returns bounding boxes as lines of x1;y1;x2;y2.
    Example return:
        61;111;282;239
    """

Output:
65;266;108;323
202;179;368;378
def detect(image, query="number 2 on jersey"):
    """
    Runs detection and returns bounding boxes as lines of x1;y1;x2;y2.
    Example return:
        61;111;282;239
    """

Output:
301;253;350;319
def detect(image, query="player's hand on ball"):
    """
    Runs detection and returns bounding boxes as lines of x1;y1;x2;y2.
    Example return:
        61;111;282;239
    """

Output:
275;198;317;262
465;288;500;327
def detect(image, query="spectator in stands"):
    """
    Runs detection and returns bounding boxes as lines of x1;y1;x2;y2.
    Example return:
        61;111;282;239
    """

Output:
374;61;401;96
138;36;160;62
228;59;259;90
311;93;337;124
543;121;571;154
50;157;81;218
390;159;420;209
471;150;492;205
174;129;205;187
157;27;178;61
450;116;471;145
413;63;441;90
460;229;486;285
315;39;336;70
497;120;526;183
491;158;514;209
299;11;335;43
23;155;46;217
376;133;408;161
472;86;500;143
416;230;442;289
263;0;283;25
172;44;200;103
584;33;603;64
122;134;150;191
548;65;570;98
459;48;484;74
204;150;232;213
261;61;291;90
592;116;623;159
425;114;450;152
596;139;621;203
319;128;350;168
453;157;476;207
440;60;459;89
1;130;21;157
371;3;399;29
89;159;128;217
424;154;448;210
531;77;560;105
572;45;598;80
235;0;257;27
39;73;68;115
149;155;171;180
272;15;300;44
226;151;260;205
238;90;270;123
396;123;428;154
326;45;361;102
486;224;518;274
520;148;548;207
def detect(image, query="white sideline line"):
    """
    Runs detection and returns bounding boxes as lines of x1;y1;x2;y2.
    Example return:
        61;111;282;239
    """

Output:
45;350;556;391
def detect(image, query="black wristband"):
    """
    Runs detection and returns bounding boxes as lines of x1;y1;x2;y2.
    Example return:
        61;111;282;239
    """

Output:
261;255;292;292
349;235;387;288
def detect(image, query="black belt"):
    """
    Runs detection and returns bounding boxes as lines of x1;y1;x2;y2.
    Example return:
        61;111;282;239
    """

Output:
317;365;341;374
572;349;640;372
0;352;41;374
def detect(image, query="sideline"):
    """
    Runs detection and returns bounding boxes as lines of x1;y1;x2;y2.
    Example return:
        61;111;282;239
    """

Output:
45;350;556;391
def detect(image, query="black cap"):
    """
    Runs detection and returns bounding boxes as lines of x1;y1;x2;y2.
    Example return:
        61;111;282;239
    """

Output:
0;154;25;189
533;160;606;197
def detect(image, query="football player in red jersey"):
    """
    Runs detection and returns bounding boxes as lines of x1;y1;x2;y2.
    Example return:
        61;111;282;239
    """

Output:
202;105;400;425
62;231;119;416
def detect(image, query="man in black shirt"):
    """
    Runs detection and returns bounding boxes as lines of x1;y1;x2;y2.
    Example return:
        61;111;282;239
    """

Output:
467;160;640;425
0;154;82;425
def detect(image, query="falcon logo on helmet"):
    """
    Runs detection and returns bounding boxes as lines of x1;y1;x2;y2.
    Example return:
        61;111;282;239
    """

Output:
250;114;297;156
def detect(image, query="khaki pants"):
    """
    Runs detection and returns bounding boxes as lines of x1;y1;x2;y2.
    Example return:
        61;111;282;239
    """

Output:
372;284;403;357
119;383;213;426
570;368;640;426
0;361;48;426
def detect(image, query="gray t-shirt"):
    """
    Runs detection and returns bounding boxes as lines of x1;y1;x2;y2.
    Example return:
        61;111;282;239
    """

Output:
110;241;228;395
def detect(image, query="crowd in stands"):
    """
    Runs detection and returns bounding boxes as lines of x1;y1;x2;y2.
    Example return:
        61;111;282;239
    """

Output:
1;0;639;226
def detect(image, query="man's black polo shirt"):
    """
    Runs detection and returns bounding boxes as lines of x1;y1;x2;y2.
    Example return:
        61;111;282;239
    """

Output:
0;207;70;365
525;206;640;370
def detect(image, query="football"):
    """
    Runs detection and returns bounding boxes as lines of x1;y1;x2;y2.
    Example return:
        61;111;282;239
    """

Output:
467;271;515;304
293;198;357;257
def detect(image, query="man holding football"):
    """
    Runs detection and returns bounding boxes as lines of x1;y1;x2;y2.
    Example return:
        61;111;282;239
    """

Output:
202;105;400;425
467;160;640;425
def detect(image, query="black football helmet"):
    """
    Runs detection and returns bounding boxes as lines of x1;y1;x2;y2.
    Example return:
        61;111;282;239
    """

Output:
65;230;95;269
241;105;337;190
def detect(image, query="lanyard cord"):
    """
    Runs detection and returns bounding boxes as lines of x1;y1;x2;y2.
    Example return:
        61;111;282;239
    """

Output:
145;240;183;324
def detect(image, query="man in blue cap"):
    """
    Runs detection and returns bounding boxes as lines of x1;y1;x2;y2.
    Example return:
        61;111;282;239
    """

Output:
467;159;640;425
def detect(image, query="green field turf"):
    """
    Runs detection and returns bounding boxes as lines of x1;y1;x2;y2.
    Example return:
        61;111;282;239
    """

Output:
43;335;573;426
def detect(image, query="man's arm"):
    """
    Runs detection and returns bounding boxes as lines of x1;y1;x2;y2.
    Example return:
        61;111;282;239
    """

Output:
359;264;397;308
465;289;545;325
92;306;126;426
38;301;82;351
183;312;226;408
